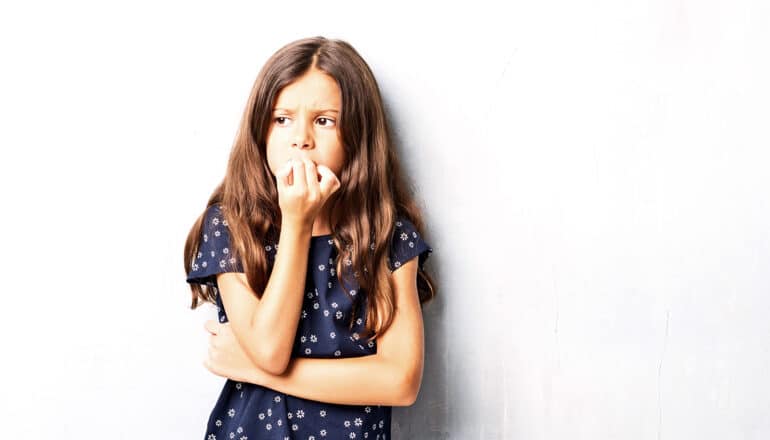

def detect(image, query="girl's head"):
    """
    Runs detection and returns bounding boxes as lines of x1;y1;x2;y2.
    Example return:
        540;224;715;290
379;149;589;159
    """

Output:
245;36;398;212
265;67;345;179
185;36;435;339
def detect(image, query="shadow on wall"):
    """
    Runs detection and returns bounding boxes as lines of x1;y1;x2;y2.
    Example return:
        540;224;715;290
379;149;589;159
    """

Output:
384;98;452;439
392;254;451;440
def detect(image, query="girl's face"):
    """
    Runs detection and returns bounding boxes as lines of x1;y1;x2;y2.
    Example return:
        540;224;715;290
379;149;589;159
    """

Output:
266;68;346;180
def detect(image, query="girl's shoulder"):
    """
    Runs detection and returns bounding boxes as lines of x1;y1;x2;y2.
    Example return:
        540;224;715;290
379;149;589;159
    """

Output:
186;203;243;286
201;203;231;235
206;202;224;217
388;214;433;272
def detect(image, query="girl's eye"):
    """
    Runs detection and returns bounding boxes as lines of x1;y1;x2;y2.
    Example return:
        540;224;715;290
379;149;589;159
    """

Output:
273;116;335;127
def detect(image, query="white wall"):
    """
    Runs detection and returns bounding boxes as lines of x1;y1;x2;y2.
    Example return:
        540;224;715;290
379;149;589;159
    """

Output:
1;1;768;438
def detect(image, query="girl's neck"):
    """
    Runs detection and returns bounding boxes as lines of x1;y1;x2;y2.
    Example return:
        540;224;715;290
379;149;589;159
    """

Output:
311;222;332;237
311;206;333;236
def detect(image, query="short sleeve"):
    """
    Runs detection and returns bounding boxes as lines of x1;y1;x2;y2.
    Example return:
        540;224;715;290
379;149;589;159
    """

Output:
388;217;433;272
186;204;244;286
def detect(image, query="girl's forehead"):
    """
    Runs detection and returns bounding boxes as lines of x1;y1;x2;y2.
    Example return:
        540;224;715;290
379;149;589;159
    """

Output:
273;71;341;109
274;94;340;111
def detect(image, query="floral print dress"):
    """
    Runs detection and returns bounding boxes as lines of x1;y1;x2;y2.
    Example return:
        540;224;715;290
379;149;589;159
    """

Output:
186;204;433;440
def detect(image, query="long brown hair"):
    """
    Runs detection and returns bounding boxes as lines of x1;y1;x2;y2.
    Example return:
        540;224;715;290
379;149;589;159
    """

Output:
183;36;436;340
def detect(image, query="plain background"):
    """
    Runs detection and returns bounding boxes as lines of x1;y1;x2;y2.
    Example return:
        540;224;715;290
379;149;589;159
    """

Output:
1;0;769;438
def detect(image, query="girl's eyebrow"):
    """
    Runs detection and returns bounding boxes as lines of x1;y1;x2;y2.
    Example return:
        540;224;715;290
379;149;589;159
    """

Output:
273;108;339;114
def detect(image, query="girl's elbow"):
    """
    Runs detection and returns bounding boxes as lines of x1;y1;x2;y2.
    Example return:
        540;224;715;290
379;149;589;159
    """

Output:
253;347;290;376
259;359;289;376
393;369;422;406
394;388;419;407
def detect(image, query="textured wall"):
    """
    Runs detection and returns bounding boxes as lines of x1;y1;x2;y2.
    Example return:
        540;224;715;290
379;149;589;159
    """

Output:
389;2;770;438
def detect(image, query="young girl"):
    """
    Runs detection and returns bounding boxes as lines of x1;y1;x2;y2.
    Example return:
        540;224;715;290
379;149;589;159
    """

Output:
183;36;436;440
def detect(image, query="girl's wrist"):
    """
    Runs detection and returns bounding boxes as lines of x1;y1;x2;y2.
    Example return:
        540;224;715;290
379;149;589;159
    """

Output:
279;220;313;239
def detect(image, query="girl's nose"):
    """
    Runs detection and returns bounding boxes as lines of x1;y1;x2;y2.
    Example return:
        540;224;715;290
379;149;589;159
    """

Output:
292;117;313;150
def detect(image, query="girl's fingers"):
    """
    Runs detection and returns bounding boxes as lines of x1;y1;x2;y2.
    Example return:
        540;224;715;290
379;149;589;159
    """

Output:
317;164;341;197
301;157;321;195
204;319;219;335
276;159;294;189
292;158;306;190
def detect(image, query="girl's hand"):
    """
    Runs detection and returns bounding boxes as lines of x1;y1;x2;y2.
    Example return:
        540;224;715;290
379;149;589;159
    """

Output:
203;320;268;385
275;157;341;231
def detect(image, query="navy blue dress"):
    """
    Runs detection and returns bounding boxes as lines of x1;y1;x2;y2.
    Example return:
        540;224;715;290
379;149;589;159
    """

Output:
186;204;433;440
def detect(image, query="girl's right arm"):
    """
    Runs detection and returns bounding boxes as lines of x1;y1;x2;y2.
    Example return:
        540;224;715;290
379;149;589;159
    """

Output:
216;157;340;376
215;225;310;376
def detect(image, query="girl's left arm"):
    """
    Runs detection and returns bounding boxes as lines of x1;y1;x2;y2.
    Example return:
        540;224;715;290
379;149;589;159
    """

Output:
203;257;425;407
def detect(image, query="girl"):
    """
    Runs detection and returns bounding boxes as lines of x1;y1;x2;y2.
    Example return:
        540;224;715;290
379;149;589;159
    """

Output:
183;36;436;440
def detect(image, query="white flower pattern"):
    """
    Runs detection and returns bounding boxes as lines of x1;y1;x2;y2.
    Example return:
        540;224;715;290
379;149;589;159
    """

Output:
188;205;432;439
